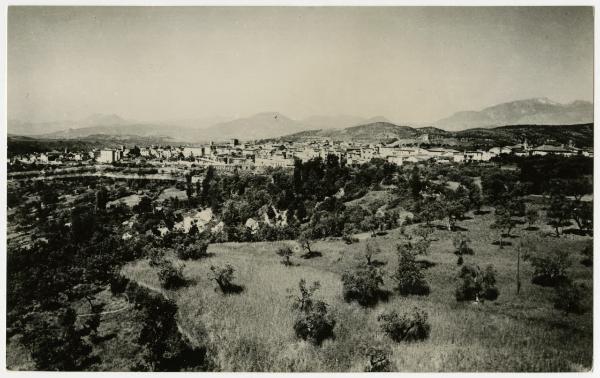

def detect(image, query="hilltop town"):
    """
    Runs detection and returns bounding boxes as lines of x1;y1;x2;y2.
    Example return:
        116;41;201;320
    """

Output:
8;132;594;175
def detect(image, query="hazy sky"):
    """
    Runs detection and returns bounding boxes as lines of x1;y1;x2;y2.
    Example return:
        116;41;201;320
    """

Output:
8;6;594;123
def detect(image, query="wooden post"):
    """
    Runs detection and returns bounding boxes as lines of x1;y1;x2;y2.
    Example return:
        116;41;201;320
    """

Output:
516;241;522;295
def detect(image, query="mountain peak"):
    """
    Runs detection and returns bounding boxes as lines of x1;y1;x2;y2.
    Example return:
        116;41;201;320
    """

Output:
82;113;129;126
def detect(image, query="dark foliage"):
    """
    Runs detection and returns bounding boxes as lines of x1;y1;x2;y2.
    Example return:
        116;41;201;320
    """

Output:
378;307;431;342
455;264;499;302
291;280;335;345
157;260;187;290
530;250;571;287
553;280;586;316
392;246;430;296
341;264;385;306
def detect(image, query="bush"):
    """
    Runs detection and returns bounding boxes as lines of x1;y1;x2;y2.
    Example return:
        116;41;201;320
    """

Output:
157;260;186;290
530;250;571;287
554;280;586;315
342;234;359;244
291;279;335;345
392;246;430;296
452;232;473;255
364;346;393;372
341;264;384;306
177;240;209;260
378;307;431;342
276;244;294;266
293;301;336;345
109;274;129;295
455;264;499;302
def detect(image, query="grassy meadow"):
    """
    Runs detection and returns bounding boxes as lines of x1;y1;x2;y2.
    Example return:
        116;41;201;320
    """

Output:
121;209;593;372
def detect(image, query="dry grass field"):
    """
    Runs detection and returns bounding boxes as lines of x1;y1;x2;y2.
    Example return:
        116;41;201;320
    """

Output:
122;209;593;372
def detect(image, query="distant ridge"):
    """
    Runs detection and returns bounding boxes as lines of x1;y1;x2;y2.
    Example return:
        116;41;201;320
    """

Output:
8;97;593;141
434;98;593;131
274;122;593;148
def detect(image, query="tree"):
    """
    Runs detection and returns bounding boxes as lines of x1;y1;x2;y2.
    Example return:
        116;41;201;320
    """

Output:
176;239;209;260
291;279;335;345
297;229;317;258
200;166;216;206
95;187;109;212
290;279;320;311
157;260;186;290
444;200;467;231
209;264;239;293
360;214;381;237
452;232;473;265
276;244;294;266
546;188;572;237
135;196;153;214
364;240;381;265
525;208;539;229
408;166;423;199
378;307;431;342
133;288;208;371
417;199;443;227
22;308;99;371
392;246;430;296
572;201;593;233
341;264;384;306
490;207;514;248
455;264;499;302
530;250;571;287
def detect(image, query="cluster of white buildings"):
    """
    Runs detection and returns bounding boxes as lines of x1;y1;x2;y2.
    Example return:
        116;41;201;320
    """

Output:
9;136;593;170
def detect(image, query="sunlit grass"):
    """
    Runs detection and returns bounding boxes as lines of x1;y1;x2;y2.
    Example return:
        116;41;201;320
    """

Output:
122;210;592;372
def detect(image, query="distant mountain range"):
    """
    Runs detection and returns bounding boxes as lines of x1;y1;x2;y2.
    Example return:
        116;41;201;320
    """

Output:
7;97;593;141
434;98;593;131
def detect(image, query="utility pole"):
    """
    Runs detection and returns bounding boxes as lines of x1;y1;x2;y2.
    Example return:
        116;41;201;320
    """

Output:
516;240;522;295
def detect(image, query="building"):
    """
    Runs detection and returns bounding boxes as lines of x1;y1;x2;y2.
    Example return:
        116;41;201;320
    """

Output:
97;149;122;163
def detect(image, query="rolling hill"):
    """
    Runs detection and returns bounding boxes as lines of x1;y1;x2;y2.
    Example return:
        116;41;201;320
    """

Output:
276;121;593;148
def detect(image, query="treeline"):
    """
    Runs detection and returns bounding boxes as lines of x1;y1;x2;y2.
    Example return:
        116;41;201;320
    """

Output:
7;137;99;157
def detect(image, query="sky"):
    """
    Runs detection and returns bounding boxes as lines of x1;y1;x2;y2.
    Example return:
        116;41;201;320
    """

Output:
8;6;594;123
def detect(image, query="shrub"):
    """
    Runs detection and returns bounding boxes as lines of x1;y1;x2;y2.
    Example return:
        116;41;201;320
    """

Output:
109;274;129;295
276;244;294;266
378;307;431;342
342;234;359;244
530;250;571;287
341;264;384;306
392;246;430;296
157;260;186;290
455;264;499;302
554;280;586;315
452;232;473;256
148;248;165;268
291;279;335;345
364;346;393;372
293;301;336;345
177;240;209;260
